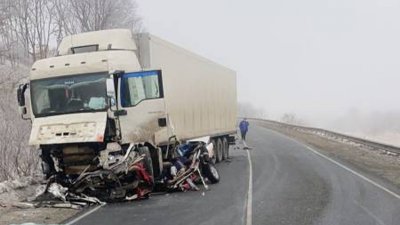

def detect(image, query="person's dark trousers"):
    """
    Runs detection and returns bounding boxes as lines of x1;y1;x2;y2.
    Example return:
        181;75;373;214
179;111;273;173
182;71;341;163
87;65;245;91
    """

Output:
241;131;247;141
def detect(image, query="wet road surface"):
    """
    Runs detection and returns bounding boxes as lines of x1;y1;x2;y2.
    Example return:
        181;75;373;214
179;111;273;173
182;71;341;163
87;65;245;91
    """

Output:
66;125;400;225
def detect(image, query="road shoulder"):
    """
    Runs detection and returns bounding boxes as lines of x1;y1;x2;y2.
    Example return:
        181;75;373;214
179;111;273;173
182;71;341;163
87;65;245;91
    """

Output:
254;121;400;190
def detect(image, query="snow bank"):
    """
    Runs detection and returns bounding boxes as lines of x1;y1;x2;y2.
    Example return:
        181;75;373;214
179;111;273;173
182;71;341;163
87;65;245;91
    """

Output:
0;176;44;205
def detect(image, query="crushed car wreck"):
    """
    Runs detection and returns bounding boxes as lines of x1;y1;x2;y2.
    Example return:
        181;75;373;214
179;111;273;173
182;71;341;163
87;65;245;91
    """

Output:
16;29;237;204
163;140;220;191
37;143;155;203
33;140;219;206
68;144;154;201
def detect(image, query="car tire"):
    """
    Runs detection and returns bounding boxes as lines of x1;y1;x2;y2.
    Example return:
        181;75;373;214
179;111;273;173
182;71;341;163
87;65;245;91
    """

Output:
202;162;220;184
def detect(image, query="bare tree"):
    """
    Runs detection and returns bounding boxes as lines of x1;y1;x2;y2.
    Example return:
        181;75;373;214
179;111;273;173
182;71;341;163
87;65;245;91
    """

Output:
53;0;79;45
0;0;143;63
31;0;56;60
55;0;142;41
0;0;22;65
0;66;39;181
0;0;57;62
71;0;142;32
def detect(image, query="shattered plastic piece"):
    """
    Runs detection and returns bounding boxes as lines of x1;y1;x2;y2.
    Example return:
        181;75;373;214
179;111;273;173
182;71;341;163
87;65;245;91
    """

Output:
186;178;199;191
180;183;190;191
135;187;151;199
170;166;177;177
48;183;68;202
125;194;138;201
51;203;81;210
73;193;103;205
34;185;47;198
29;179;104;208
12;202;36;209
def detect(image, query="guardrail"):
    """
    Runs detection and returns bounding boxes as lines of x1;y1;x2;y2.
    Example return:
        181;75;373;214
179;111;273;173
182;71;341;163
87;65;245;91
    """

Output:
248;118;400;156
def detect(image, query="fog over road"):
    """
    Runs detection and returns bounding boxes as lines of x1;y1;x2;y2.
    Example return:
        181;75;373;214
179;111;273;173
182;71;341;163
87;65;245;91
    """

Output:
66;125;400;225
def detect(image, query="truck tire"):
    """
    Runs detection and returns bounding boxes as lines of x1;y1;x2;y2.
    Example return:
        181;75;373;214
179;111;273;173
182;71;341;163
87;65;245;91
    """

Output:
216;138;223;163
138;146;154;184
210;139;217;164
222;137;229;159
202;163;220;184
148;146;162;179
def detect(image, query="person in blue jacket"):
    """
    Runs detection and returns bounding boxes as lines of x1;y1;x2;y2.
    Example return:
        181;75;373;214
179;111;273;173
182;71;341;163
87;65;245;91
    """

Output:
239;118;250;141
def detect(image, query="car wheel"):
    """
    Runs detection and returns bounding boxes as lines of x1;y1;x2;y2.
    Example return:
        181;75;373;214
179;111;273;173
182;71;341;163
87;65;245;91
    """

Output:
202;162;220;184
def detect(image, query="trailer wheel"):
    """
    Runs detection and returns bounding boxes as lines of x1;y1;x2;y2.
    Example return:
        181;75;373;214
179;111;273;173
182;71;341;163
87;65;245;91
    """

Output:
222;137;229;159
138;146;154;185
210;139;217;164
216;138;223;163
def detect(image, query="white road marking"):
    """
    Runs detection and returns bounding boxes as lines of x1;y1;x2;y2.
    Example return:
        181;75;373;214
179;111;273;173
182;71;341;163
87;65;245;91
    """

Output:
245;149;253;225
304;145;400;200
66;203;105;225
353;200;386;225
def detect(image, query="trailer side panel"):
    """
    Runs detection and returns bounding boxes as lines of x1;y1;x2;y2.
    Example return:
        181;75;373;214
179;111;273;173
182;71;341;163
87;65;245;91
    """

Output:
140;34;237;143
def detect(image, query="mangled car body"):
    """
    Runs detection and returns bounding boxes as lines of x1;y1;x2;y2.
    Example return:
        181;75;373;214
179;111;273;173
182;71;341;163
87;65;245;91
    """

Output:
16;29;237;201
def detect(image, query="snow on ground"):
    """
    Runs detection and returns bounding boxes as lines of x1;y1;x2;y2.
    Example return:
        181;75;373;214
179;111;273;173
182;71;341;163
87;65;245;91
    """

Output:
0;176;43;205
0;176;78;225
344;131;400;147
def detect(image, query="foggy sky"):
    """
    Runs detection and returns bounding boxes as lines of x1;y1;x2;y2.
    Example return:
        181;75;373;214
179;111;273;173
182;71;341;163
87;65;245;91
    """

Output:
137;0;400;122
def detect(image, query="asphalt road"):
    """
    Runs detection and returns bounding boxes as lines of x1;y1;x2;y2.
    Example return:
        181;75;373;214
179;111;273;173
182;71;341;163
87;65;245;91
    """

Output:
67;125;400;225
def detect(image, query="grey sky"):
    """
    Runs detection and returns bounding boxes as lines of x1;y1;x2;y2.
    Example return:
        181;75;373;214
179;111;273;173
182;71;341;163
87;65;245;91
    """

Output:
137;0;400;121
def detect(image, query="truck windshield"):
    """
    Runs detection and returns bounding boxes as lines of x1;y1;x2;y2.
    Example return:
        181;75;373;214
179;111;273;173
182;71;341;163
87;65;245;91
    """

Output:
30;73;108;117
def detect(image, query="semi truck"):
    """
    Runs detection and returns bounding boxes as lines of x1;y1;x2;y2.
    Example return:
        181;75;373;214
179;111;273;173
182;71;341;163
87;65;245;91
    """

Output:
17;29;237;200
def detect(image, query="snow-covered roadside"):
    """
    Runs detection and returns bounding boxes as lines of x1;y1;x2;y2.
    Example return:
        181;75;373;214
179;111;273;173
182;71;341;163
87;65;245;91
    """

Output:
344;131;400;148
256;120;400;188
0;176;78;225
0;176;42;205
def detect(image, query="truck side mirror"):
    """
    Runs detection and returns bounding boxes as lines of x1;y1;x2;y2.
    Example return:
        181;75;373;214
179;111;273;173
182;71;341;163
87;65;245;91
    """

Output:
17;83;28;107
17;83;30;120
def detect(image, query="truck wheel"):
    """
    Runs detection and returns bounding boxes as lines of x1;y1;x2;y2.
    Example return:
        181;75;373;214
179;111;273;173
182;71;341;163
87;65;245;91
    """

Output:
202;163;220;184
222;137;229;159
138;146;154;184
148;147;162;179
210;139;217;164
216;138;223;163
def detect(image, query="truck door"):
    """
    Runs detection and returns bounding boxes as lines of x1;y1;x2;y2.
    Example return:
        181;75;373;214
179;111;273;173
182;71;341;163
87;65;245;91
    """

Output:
118;70;167;144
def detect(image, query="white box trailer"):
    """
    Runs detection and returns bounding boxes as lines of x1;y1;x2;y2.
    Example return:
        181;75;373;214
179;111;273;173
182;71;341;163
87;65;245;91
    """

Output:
17;29;237;189
132;33;237;145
